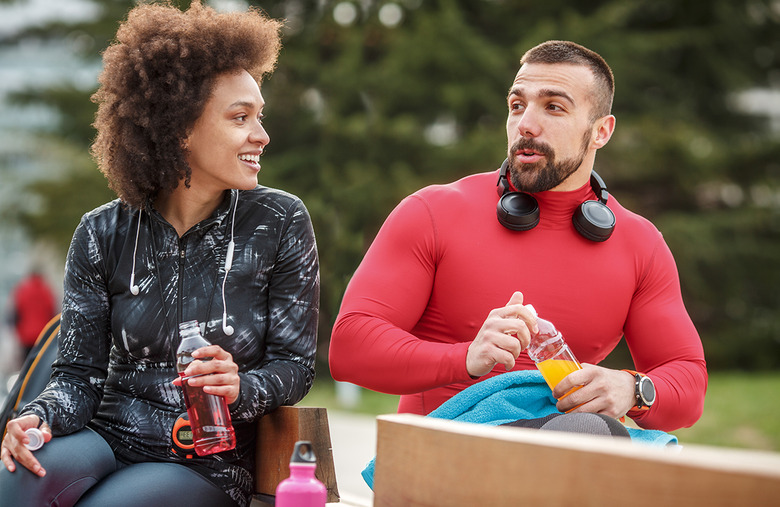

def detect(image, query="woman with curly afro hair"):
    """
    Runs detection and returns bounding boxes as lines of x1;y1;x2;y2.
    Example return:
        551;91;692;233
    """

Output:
0;2;320;506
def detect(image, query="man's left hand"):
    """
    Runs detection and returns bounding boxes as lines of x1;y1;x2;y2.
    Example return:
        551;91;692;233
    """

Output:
552;364;636;418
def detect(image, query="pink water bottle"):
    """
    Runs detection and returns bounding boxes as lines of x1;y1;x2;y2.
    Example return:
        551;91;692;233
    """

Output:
275;441;327;507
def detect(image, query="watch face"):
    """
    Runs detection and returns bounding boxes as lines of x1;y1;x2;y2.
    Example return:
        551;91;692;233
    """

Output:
639;376;655;405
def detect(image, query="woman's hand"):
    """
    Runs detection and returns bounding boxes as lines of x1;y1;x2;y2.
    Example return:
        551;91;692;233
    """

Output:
0;415;52;476
173;345;241;405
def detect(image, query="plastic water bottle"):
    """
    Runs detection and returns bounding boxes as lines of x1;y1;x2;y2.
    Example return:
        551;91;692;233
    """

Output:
176;320;235;456
525;305;583;396
275;441;327;507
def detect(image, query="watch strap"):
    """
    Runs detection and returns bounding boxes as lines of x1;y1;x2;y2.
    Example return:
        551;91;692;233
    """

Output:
622;369;652;411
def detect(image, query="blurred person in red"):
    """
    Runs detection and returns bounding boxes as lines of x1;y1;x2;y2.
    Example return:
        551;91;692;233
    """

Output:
11;271;56;359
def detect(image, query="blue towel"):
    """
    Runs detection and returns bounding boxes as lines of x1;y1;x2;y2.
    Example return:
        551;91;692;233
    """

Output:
362;370;677;489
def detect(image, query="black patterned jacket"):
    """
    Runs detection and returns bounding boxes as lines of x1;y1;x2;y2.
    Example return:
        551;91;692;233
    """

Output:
21;187;320;506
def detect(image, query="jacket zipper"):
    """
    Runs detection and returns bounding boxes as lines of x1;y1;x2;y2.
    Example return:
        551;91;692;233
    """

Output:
176;239;186;328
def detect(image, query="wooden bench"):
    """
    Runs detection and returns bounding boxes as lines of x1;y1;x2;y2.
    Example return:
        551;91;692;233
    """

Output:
254;405;339;504
372;413;780;507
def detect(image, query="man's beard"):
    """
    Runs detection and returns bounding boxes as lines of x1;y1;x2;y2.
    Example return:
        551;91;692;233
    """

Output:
507;129;592;193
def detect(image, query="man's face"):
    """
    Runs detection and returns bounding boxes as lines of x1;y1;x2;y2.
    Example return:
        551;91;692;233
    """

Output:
505;62;599;193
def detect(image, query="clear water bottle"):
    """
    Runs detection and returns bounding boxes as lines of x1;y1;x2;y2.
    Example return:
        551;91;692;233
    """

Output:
176;320;236;456
275;441;327;507
525;305;582;396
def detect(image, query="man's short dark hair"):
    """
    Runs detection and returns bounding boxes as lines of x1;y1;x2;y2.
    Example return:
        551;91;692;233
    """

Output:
520;41;614;120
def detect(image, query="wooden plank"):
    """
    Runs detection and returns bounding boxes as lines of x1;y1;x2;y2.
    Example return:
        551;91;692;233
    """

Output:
373;413;780;507
255;406;340;503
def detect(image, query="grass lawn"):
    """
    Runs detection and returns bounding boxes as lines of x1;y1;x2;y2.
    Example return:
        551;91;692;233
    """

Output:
672;371;780;451
302;371;780;453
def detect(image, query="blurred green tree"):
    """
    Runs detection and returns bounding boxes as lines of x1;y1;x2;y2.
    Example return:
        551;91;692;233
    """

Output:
1;0;139;253
2;0;778;372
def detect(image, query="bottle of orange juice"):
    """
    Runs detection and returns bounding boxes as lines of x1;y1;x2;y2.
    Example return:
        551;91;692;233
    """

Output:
525;305;582;397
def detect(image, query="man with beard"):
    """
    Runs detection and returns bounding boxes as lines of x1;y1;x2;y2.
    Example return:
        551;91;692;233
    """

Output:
329;41;706;434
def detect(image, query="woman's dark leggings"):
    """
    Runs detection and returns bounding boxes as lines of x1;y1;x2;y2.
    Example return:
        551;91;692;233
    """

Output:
0;427;238;506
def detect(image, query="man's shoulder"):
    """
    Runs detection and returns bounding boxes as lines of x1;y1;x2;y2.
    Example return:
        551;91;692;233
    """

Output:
608;196;663;241
413;170;497;202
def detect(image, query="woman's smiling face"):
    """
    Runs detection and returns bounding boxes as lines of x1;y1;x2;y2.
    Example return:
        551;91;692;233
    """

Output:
183;69;270;195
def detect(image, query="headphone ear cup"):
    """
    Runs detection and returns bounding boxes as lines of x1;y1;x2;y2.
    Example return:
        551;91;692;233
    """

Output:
496;192;540;231
572;200;615;242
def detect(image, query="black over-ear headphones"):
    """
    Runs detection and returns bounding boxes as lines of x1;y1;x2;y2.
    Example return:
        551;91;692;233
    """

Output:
496;159;616;242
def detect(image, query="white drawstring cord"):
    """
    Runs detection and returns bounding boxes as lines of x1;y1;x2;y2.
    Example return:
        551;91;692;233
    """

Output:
221;193;238;335
129;209;143;295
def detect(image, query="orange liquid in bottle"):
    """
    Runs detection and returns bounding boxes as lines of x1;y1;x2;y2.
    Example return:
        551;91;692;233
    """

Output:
536;358;582;397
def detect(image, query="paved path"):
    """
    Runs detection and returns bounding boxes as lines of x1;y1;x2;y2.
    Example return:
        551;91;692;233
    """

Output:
326;411;377;506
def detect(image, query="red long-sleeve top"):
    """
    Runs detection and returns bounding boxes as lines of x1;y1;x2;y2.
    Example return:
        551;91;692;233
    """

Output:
329;170;707;432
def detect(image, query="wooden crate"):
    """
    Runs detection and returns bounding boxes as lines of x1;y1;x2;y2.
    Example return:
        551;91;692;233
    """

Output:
373;413;780;507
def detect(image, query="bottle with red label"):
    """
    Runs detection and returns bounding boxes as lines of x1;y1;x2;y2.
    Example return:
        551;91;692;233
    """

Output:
176;320;235;456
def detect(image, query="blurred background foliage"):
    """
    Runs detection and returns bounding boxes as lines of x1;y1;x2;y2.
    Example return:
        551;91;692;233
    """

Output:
1;0;779;375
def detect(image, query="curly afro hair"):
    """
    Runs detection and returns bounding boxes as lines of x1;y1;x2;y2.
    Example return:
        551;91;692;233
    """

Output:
90;1;283;208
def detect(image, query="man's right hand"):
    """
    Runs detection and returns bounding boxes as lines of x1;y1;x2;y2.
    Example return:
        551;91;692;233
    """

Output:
466;291;538;377
1;415;52;477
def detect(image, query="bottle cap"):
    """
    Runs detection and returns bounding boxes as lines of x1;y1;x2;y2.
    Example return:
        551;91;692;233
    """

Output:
290;440;317;465
25;428;44;451
178;319;200;334
525;304;538;318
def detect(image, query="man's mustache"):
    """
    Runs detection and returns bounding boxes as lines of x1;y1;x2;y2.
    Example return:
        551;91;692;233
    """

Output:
511;138;552;157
